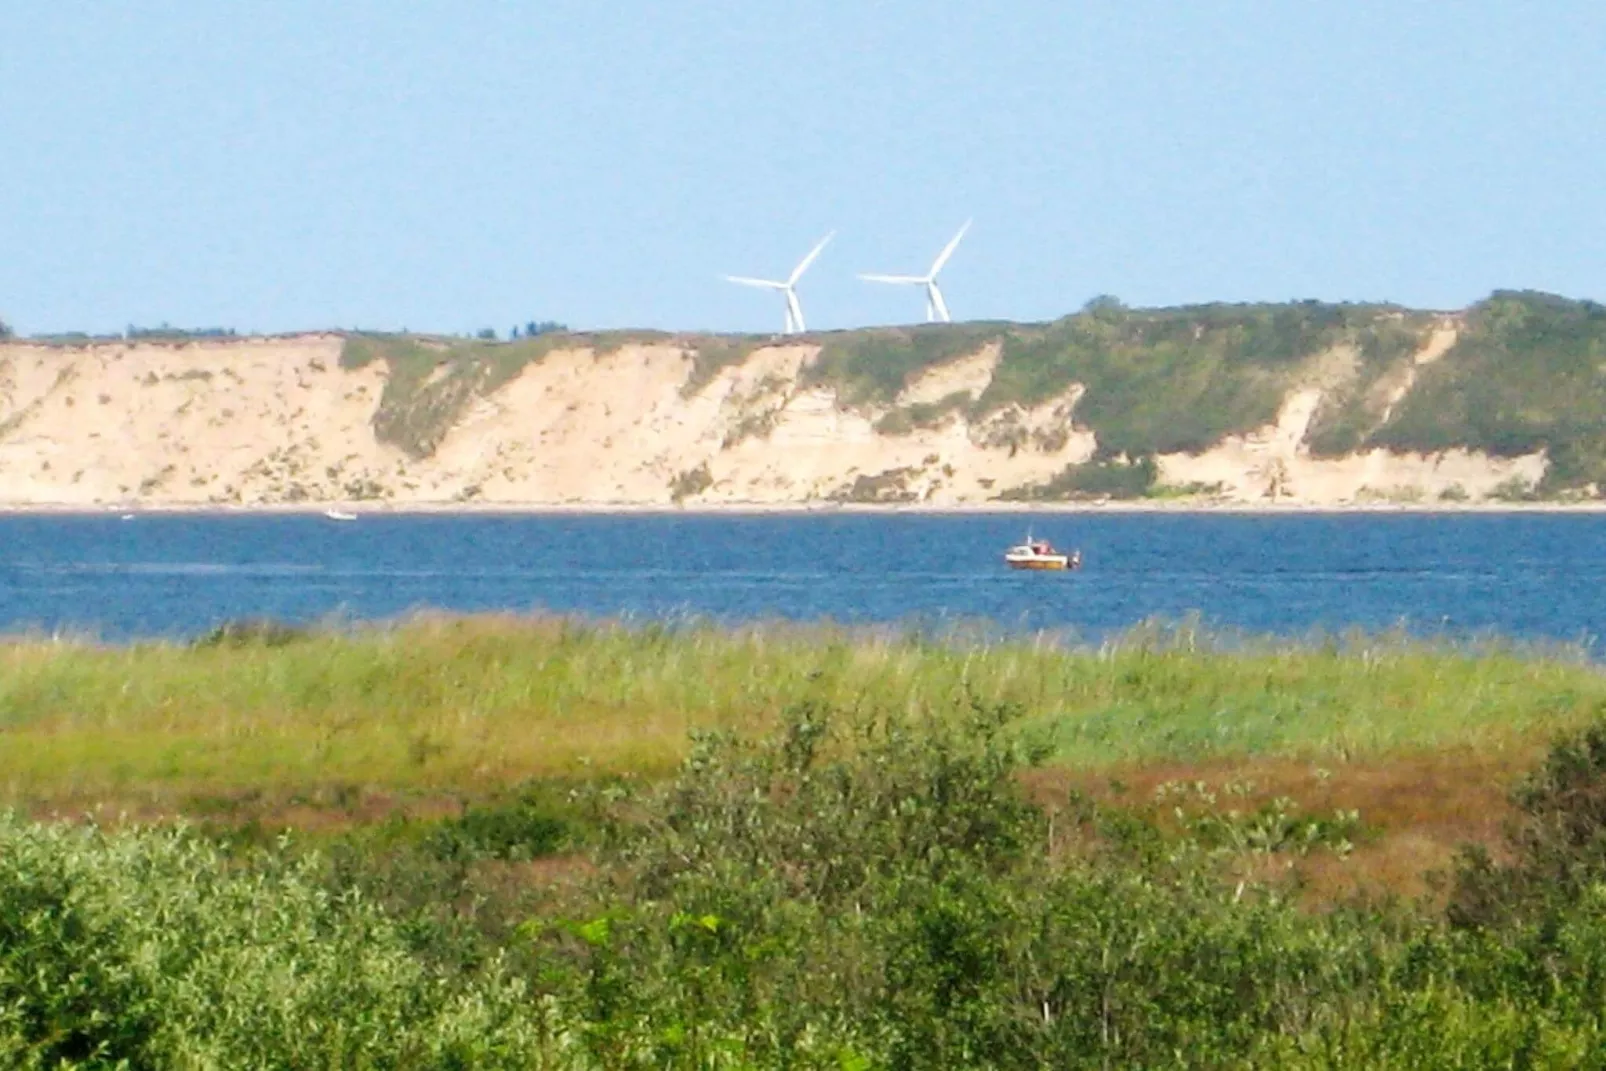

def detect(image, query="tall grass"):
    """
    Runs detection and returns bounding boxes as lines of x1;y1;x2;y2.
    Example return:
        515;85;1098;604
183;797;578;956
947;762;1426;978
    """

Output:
3;615;1603;806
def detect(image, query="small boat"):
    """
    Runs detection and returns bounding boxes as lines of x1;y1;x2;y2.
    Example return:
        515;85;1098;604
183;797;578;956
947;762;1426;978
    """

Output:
1004;534;1081;571
324;508;358;522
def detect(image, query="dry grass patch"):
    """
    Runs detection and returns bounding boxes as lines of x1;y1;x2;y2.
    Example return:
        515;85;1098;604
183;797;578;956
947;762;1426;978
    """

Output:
1027;744;1546;905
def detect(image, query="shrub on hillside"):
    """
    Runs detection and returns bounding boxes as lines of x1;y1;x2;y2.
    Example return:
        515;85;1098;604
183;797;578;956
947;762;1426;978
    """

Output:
997;455;1158;500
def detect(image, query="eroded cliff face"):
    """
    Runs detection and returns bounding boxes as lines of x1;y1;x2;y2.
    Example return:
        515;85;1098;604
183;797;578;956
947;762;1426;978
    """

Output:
0;327;1546;508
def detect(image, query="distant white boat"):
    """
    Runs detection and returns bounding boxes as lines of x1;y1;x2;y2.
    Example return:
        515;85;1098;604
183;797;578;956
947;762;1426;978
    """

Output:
1003;533;1081;571
324;509;357;522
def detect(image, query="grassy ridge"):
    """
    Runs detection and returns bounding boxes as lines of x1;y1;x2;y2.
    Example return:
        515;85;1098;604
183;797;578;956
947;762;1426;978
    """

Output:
3;616;1602;805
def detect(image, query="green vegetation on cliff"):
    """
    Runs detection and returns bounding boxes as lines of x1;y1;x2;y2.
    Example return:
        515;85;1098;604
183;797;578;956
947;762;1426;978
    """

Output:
342;329;770;457
821;300;1435;459
341;331;598;458
338;292;1606;496
803;322;1006;405
997;455;1162;501
1371;292;1606;491
341;302;1438;465
982;300;1432;457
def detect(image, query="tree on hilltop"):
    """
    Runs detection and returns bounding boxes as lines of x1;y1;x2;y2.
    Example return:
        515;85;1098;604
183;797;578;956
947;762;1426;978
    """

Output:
0;317;12;340
1081;294;1126;317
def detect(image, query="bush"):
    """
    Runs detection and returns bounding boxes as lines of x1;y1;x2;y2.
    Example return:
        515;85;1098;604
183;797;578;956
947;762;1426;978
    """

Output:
125;324;237;341
526;698;1416;1068
1449;720;1606;930
428;786;576;863
998;455;1158;500
193;617;311;649
0;814;551;1067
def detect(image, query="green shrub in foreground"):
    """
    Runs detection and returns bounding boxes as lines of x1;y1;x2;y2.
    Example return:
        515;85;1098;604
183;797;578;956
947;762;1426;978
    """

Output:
528;703;1606;1068
531;700;1384;1068
0;816;554;1069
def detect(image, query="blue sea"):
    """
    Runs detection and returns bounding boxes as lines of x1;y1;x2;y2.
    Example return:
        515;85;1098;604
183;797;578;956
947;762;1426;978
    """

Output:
0;511;1602;647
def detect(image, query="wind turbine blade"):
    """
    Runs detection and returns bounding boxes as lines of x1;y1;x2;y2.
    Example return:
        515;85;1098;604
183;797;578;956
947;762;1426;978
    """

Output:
786;289;805;334
788;231;835;286
783;302;796;334
928;281;952;323
928;219;972;276
725;275;787;289
858;273;926;285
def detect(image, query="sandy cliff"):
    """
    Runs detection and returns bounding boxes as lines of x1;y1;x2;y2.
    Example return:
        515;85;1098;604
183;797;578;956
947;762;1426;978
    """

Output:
0;327;1548;509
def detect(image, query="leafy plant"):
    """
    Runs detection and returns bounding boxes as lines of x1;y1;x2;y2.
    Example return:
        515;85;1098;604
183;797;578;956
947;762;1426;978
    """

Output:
0;814;552;1067
1449;719;1606;930
427;784;578;863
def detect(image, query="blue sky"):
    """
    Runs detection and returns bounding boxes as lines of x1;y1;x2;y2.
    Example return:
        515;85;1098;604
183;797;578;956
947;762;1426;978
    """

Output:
2;1;1602;336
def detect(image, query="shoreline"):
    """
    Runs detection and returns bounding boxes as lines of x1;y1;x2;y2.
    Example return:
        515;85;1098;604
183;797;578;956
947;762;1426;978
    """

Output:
2;498;1606;517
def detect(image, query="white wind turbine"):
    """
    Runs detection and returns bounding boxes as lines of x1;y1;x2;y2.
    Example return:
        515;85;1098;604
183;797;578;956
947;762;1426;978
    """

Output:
724;231;835;334
859;220;972;323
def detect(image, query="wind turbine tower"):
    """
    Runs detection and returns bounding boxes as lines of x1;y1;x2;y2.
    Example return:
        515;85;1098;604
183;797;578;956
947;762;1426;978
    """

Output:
859;220;972;323
725;231;835;334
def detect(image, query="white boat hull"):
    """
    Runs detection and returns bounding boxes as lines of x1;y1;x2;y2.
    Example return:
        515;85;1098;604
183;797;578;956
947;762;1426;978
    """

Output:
1004;553;1072;571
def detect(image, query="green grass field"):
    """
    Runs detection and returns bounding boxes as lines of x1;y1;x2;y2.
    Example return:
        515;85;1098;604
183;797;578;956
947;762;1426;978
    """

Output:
3;615;1600;807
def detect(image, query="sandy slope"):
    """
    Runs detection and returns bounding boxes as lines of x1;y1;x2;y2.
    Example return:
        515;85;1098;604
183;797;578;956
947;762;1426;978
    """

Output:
0;331;1548;510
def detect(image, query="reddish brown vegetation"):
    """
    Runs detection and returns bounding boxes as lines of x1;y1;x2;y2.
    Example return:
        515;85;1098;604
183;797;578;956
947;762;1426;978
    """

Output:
1024;745;1544;906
